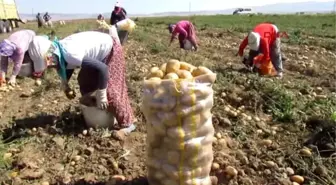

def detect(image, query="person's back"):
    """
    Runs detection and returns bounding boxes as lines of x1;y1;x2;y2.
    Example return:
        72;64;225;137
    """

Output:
8;30;36;52
253;23;277;45
176;20;190;29
59;31;113;66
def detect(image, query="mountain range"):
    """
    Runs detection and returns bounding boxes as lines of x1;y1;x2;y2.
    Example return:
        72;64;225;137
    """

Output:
20;1;335;21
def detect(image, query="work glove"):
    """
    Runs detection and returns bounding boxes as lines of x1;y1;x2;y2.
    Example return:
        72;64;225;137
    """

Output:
96;88;108;110
8;75;16;86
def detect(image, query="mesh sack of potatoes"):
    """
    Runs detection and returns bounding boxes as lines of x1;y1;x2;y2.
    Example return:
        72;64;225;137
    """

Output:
141;59;217;185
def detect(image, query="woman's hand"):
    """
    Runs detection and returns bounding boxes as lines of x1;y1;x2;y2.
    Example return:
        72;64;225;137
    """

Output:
64;87;76;100
61;80;76;99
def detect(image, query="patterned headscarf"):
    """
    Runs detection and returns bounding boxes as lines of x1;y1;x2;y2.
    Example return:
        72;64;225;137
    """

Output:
0;39;17;57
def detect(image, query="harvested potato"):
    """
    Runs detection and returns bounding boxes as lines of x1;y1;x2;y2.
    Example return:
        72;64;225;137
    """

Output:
167;127;186;139
299;148;312;157
225;166;238;177
164;73;179;80
290;175;304;184
167;151;180;165
180;61;196;71
150;66;160;73
192;66;213;77
166;59;180;73
144;77;162;89
261;139;273;147
148;69;164;79
176;70;193;79
160;63;167;73
211;163;220;171
143;59;216;185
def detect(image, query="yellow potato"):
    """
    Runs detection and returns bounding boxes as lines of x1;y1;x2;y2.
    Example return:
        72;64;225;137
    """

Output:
167;151;180;165
150;66;160;73
291;175;304;184
193;73;217;84
154;171;165;180
148;77;161;81
147;69;164;79
161;164;179;180
167;126;186;139
191;66;213;77
179;61;196;71
164;73;179;80
176;70;193;79
160;63;167;73
144;77;162;89
166;59;180;73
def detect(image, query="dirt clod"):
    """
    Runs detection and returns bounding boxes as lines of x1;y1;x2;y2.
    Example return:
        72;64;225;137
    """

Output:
84;147;95;155
19;169;45;180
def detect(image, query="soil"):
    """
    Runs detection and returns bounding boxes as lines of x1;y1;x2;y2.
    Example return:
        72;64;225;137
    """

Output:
0;25;335;185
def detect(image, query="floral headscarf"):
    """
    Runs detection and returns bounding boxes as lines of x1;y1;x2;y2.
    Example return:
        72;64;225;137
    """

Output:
0;39;17;57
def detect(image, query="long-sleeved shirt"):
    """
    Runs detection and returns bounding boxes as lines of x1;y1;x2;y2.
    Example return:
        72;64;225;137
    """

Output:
1;29;36;76
59;31;113;69
36;14;44;26
110;8;127;25
43;14;51;22
239;23;278;62
57;31;113;89
170;20;190;41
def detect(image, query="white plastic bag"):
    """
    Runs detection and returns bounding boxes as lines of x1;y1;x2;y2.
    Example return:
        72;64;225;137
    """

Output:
116;18;136;32
183;39;193;50
142;73;216;185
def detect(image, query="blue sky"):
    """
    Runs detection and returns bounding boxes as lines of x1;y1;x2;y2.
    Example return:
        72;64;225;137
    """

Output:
15;0;332;14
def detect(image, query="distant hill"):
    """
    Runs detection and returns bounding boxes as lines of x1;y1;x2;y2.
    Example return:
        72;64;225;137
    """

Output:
20;1;335;21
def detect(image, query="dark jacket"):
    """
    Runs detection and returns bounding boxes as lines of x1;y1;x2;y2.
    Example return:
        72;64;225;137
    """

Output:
110;8;127;25
36;14;44;27
43;13;51;22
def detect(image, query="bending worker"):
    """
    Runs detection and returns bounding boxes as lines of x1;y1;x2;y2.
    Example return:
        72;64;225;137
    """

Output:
0;29;36;85
168;20;198;51
238;23;284;78
28;30;136;141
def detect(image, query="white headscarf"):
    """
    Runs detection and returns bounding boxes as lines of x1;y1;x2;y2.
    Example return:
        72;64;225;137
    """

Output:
28;36;52;73
247;32;261;51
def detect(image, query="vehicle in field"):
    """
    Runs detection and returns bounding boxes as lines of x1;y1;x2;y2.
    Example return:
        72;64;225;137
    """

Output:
233;8;256;15
0;0;22;34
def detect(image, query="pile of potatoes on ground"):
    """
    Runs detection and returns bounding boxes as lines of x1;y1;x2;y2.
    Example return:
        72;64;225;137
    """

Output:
141;59;217;185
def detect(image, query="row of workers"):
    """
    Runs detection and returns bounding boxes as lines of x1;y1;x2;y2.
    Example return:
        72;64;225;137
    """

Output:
0;21;285;140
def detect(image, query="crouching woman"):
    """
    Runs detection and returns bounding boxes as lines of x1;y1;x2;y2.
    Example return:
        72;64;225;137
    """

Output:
28;30;136;140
